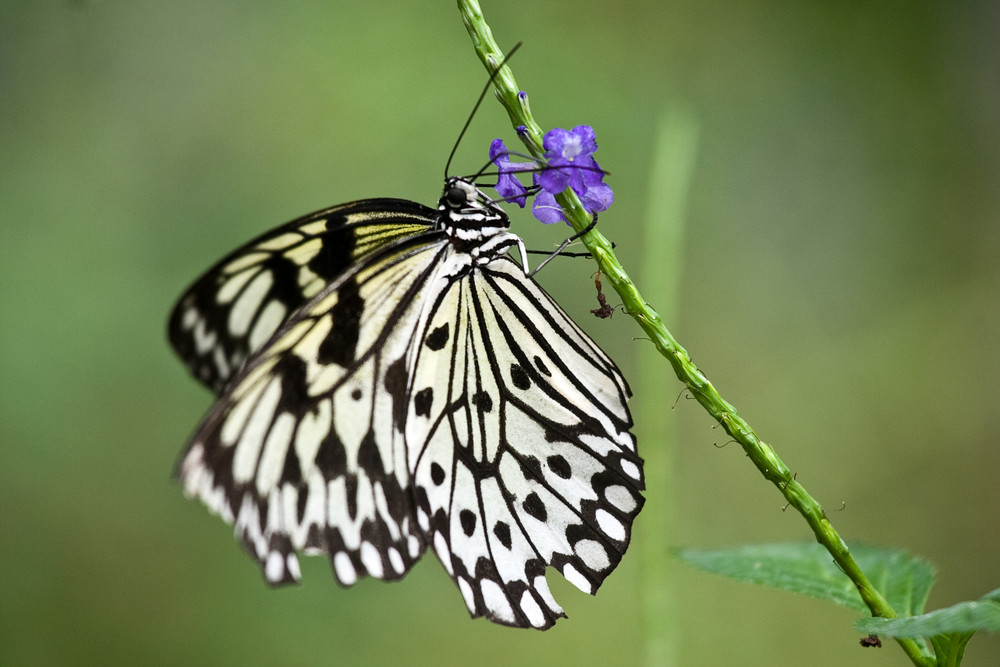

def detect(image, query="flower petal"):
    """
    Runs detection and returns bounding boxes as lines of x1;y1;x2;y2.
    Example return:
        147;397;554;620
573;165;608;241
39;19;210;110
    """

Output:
569;125;598;155
490;139;531;208
542;127;572;156
537;166;569;195
581;181;614;213
531;190;567;224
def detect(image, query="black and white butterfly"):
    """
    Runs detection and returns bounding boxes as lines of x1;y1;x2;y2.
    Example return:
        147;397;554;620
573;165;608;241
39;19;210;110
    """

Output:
169;170;643;629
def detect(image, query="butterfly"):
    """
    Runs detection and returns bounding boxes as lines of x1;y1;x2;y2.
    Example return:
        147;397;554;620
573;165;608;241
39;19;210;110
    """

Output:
169;171;644;629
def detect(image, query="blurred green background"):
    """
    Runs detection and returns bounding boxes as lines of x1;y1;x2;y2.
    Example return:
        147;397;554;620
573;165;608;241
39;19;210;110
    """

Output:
2;1;997;665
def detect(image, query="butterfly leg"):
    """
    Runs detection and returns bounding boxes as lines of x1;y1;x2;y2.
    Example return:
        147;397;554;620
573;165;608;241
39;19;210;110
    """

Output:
526;214;599;278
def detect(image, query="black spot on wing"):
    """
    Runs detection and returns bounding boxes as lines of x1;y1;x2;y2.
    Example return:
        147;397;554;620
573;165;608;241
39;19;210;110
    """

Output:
533;355;551;377
546;454;571;479
318;278;364;367
307;222;356;281
414;388;433;417
510;363;531;390
493;521;512;550
524;557;545;579
430;462;446;486
471;390;493;413
357;430;385;477
384;356;408;430
425;323;449;351
522;492;547;522
459;509;477;537
315;428;348;478
522;456;543;480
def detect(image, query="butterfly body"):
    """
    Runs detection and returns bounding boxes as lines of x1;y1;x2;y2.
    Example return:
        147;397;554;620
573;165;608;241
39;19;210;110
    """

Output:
171;177;643;629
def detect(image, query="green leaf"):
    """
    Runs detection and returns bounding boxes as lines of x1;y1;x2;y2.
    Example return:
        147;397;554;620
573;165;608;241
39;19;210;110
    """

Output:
676;542;936;615
928;633;973;667
856;591;1000;638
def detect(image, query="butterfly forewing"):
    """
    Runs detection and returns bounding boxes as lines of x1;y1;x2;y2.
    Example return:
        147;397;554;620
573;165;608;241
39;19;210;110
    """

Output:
169;199;435;393
179;226;452;587
172;178;643;630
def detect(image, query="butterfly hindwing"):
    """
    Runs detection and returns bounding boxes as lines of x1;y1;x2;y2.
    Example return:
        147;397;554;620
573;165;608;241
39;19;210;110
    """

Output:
169;199;435;393
407;255;642;629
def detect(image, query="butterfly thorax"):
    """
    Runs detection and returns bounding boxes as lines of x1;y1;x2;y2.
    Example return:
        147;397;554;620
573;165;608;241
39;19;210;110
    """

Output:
437;177;519;262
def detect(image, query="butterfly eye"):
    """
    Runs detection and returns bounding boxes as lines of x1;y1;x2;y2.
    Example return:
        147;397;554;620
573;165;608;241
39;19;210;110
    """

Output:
445;185;469;208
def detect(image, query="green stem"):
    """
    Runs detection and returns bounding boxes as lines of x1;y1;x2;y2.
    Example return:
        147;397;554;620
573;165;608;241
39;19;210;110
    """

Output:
457;1;934;665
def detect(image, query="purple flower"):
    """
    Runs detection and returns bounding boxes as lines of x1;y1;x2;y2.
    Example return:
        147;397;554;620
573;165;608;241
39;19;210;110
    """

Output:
536;126;597;193
535;125;613;224
488;125;613;224
489;139;532;208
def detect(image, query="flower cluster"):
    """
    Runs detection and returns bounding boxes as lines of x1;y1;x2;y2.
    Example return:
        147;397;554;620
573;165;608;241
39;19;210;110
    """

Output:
491;125;613;225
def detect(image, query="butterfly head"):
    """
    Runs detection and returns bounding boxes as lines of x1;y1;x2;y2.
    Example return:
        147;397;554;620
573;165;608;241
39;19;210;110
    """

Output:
442;177;479;211
438;177;511;239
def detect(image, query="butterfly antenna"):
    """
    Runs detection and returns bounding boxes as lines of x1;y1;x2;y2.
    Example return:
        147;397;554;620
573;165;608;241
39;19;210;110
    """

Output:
444;42;523;179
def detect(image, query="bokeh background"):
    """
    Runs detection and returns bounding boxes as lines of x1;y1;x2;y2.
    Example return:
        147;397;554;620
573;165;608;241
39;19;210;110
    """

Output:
2;1;997;665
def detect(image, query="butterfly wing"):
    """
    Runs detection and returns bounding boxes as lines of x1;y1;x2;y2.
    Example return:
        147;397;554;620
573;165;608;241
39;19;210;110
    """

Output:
168;199;436;394
173;185;643;629
406;254;642;629
177;214;451;587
